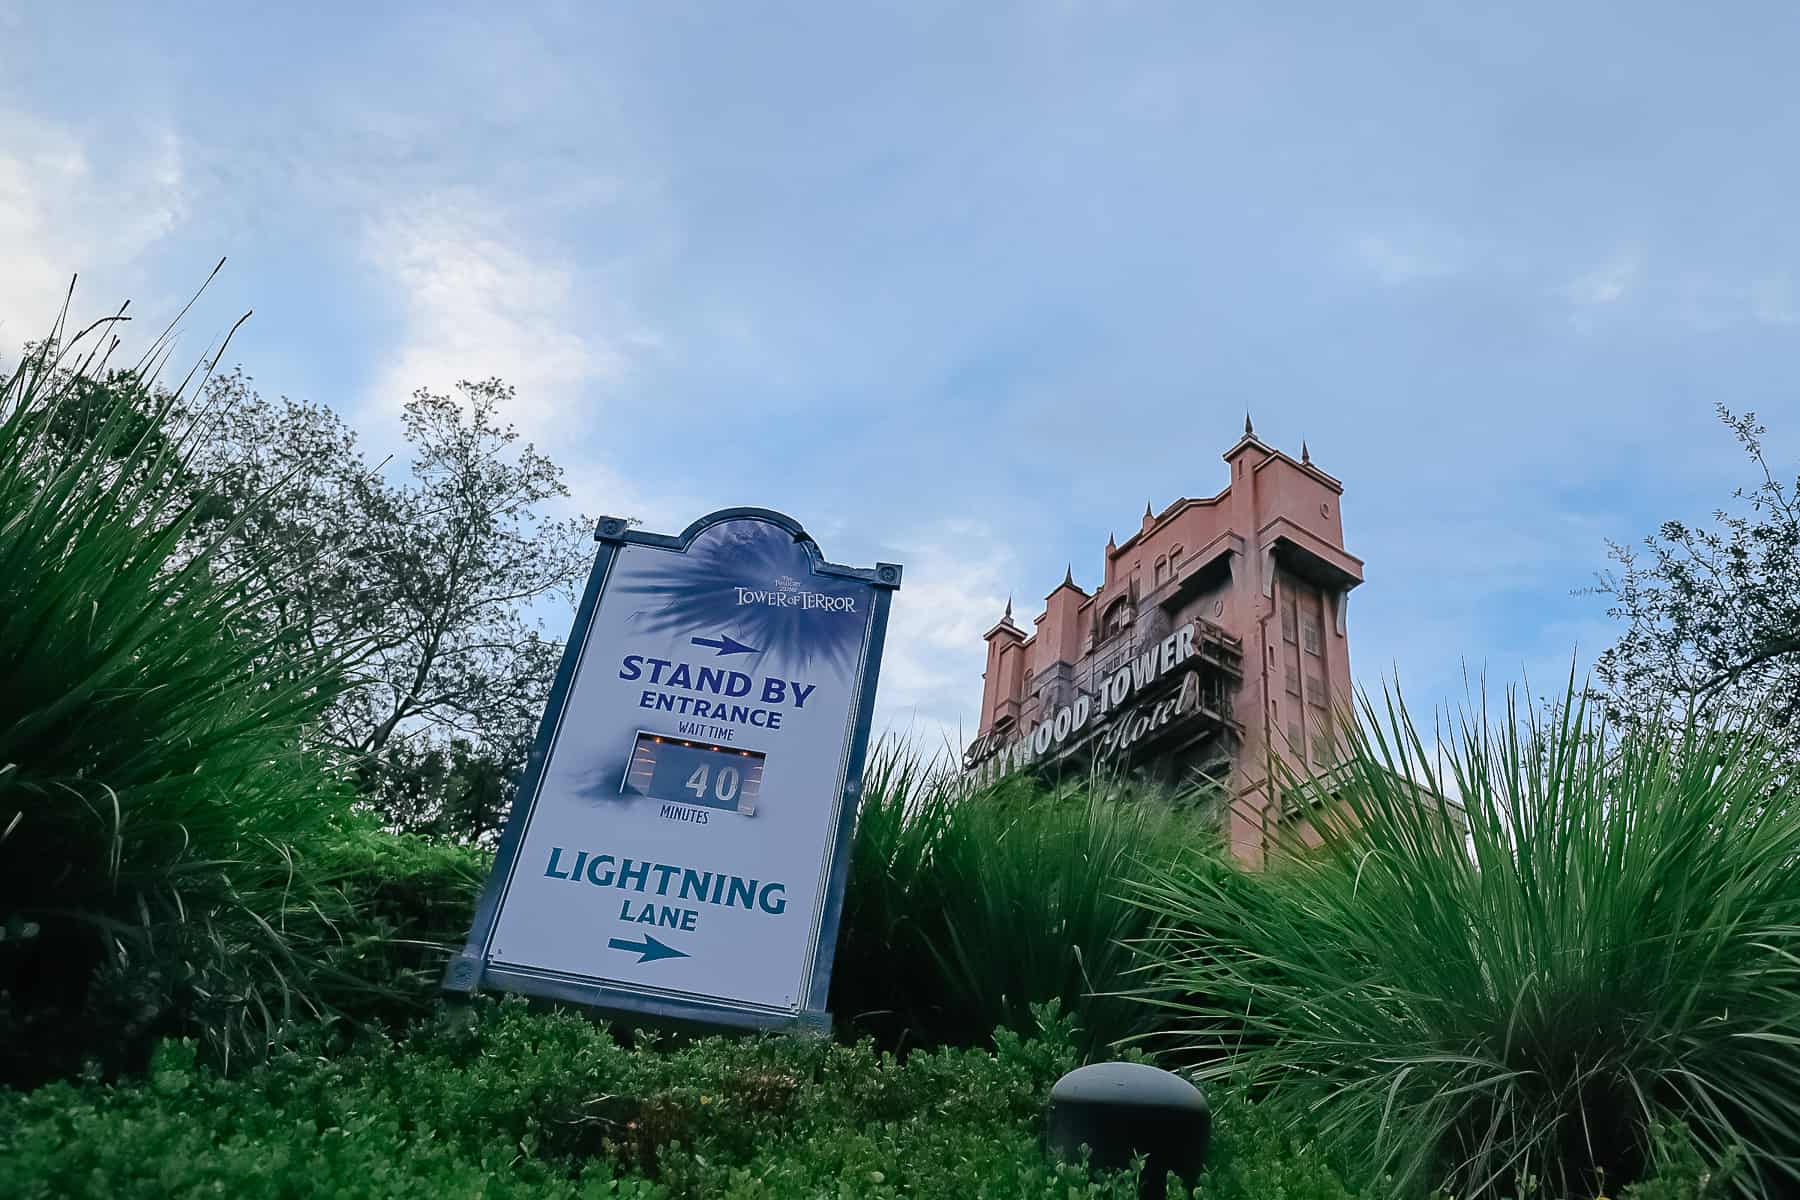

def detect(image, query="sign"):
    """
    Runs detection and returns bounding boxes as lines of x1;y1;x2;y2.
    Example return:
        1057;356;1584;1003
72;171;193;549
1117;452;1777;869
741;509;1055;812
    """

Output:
963;621;1221;782
445;508;901;1031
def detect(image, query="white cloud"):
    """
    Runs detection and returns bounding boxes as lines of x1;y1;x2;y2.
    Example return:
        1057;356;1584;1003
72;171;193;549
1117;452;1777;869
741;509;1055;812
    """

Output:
359;195;680;528
869;520;1016;751
1549;257;1800;334
1748;276;1800;326
1560;250;1642;308
1349;232;1465;285
0;110;185;353
362;198;631;425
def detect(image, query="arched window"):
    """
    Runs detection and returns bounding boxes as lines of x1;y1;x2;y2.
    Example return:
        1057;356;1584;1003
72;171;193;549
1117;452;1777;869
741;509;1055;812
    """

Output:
1103;596;1133;640
1170;543;1183;565
1153;556;1167;585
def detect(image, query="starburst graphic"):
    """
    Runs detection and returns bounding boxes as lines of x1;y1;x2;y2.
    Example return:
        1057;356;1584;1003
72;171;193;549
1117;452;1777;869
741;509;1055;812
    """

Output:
611;519;869;678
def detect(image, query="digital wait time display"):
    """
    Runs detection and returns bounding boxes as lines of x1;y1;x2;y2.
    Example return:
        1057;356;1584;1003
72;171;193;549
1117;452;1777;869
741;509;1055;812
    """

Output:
623;732;765;816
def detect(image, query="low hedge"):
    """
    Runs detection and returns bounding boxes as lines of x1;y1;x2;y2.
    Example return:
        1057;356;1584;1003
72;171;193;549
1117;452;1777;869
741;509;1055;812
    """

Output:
1;997;1732;1199
1;997;1385;1200
310;820;490;1030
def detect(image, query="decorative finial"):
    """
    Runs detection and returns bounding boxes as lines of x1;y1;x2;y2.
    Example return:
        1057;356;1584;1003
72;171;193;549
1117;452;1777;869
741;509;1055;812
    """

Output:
1107;530;1116;550
1144;499;1154;521
1004;595;1013;620
1063;563;1075;589
1245;411;1254;436
1301;440;1311;464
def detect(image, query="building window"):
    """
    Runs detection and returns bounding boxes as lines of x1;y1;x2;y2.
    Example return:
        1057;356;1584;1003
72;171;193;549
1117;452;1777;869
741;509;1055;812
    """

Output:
1285;664;1301;696
1312;729;1335;764
1286;721;1303;752
1281;600;1298;644
1170;544;1183;565
1303;613;1323;656
1103;596;1133;641
1153;557;1167;585
1308;672;1327;706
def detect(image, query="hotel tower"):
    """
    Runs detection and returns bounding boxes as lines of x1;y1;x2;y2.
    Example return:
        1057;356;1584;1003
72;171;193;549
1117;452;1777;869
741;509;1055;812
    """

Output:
967;418;1364;866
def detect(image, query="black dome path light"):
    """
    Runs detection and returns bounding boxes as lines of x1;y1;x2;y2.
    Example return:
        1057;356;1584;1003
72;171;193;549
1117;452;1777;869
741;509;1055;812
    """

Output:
1044;1061;1212;1198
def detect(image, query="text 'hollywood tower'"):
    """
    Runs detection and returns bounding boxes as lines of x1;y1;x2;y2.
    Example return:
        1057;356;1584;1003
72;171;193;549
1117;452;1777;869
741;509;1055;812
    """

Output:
966;418;1364;866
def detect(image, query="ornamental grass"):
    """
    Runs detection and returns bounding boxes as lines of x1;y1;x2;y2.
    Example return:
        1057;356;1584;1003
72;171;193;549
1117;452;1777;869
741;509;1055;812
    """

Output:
0;296;353;1082
1129;683;1800;1198
833;739;1215;1054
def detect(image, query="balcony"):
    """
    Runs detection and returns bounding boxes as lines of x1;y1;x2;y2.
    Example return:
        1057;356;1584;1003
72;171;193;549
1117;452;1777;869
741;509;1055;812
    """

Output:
992;697;1021;729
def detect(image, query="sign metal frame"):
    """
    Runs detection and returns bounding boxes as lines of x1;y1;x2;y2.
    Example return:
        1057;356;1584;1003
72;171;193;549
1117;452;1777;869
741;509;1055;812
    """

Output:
443;507;901;1032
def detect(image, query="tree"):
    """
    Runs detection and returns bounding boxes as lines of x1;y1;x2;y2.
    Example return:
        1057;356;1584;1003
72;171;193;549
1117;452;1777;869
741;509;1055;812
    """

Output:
364;735;520;843
164;371;593;842
1590;405;1800;750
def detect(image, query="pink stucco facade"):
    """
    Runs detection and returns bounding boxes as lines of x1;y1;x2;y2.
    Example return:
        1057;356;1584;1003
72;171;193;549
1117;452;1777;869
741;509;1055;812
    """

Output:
972;422;1364;866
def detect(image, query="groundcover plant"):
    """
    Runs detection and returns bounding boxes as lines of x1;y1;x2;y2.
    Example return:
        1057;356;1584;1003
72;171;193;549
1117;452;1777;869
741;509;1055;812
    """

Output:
0;995;1402;1200
1129;684;1800;1198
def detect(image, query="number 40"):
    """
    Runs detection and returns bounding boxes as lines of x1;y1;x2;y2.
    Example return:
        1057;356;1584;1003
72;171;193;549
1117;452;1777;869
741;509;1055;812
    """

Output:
685;763;741;805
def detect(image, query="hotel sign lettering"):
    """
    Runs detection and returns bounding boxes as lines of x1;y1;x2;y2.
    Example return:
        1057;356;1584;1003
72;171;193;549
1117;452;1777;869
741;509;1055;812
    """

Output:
964;622;1209;780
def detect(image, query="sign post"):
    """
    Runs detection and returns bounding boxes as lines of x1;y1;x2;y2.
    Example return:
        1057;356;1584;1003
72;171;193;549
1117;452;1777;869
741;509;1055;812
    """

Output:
445;508;901;1032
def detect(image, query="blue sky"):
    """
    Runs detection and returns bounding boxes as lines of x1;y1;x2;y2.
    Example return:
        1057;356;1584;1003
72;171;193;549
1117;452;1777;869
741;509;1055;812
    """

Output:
5;2;1797;747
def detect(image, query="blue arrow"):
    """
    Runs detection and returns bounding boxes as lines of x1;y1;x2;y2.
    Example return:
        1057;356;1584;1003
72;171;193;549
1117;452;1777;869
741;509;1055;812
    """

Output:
690;633;760;656
607;934;689;963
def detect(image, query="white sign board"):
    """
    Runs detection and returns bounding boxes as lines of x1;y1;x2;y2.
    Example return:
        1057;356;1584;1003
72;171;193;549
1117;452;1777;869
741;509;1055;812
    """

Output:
447;510;900;1030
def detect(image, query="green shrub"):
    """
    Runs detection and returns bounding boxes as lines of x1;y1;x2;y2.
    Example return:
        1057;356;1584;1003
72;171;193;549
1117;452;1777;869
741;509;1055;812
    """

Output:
0;996;1382;1199
1615;1126;1742;1200
0;317;350;1083
307;818;490;1028
1129;685;1800;1198
833;741;1214;1054
1188;1088;1380;1200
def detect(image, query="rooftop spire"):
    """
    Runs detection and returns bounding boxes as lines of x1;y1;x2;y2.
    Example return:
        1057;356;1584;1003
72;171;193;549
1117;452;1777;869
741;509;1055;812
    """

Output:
1244;411;1254;436
1004;595;1013;621
1301;440;1311;464
1143;499;1154;522
1063;563;1075;589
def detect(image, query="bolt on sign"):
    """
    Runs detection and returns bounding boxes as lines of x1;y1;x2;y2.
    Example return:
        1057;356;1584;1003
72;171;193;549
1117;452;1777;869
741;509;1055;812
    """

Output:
445;509;901;1031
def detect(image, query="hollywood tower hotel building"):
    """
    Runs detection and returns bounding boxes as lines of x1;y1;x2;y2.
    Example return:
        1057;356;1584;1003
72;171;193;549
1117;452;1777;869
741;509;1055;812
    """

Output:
966;419;1363;866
